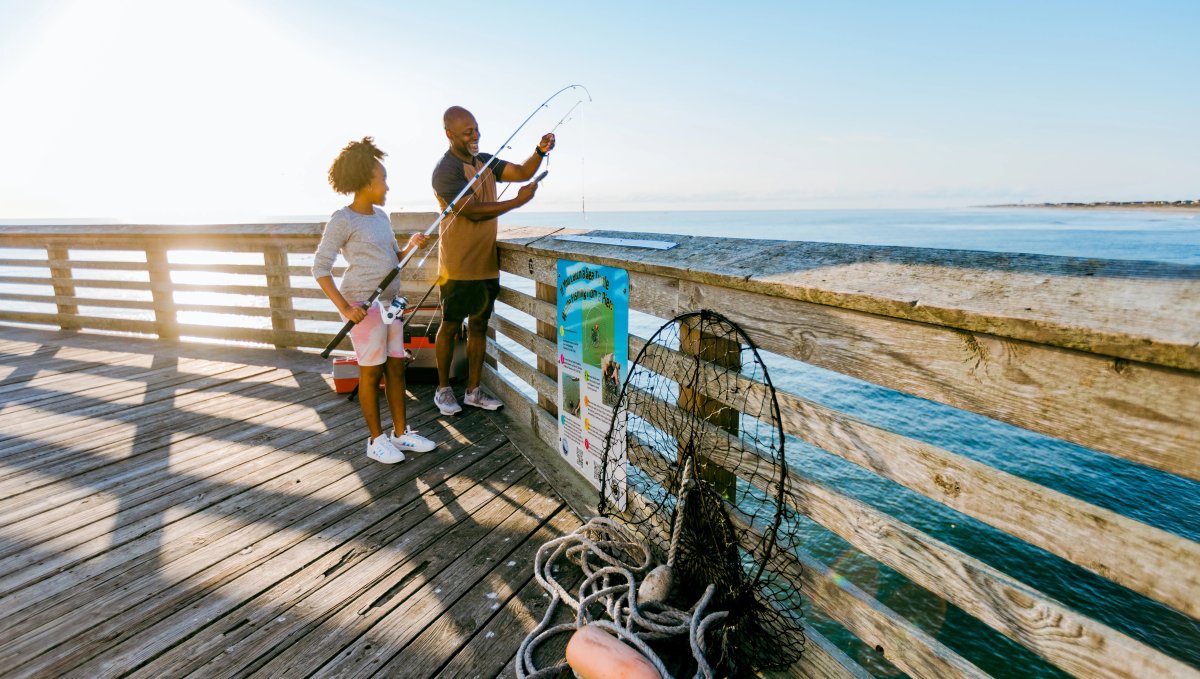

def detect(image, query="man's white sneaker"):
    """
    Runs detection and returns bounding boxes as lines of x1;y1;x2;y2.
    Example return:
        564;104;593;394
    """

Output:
366;434;406;464
463;387;503;411
390;427;436;453
434;386;462;416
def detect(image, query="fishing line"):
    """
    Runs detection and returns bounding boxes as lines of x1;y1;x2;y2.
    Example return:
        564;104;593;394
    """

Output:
320;84;591;358
403;92;593;369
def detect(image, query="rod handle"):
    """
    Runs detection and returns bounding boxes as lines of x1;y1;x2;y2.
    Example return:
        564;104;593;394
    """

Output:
320;302;368;358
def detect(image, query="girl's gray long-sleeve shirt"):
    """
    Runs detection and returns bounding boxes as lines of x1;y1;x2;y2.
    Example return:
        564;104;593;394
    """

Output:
311;206;401;304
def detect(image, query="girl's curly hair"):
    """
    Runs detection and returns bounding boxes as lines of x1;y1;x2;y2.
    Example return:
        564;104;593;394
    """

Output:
328;137;385;194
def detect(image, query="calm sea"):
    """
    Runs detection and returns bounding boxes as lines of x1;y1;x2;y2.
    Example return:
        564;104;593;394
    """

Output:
504;208;1200;678
3;208;1197;676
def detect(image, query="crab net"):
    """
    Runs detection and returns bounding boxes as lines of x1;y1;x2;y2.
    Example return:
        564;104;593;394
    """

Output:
598;309;805;677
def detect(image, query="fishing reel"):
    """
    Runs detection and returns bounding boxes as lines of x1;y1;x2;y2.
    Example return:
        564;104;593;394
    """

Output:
378;296;408;325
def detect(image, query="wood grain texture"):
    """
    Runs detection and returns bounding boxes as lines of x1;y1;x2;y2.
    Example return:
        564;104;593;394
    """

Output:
499;249;1199;482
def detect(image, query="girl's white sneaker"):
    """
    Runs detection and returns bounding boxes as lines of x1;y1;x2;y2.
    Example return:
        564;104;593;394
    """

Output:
390;427;436;453
366;434;406;464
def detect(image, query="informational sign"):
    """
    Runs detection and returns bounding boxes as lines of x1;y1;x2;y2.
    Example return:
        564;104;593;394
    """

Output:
556;259;629;511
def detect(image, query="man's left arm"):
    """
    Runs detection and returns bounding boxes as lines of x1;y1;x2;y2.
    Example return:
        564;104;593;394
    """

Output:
498;133;556;182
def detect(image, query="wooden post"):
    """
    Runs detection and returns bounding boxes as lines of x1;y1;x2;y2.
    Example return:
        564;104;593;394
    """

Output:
678;315;738;500
45;244;80;332
264;245;295;349
535;280;559;417
145;244;178;341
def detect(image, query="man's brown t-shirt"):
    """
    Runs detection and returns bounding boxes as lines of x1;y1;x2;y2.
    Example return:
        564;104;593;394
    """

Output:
431;151;511;282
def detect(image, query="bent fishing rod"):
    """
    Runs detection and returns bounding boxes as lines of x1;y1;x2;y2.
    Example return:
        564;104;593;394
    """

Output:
389;93;591;365
320;84;592;358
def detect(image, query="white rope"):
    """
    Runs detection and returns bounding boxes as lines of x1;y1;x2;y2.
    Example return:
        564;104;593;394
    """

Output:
516;462;727;679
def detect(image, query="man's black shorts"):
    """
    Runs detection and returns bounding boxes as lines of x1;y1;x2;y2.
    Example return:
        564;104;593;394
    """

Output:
440;278;501;323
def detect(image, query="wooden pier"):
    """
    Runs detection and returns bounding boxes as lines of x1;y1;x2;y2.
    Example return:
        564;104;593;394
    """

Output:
0;221;1197;678
0;325;580;678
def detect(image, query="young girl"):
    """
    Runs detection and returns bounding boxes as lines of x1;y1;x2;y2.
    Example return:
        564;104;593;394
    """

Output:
313;137;435;464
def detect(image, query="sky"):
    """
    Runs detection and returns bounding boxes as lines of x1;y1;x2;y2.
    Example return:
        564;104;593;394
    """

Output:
0;0;1198;223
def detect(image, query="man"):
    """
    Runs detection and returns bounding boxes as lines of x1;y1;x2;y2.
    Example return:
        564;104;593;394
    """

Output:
430;106;555;415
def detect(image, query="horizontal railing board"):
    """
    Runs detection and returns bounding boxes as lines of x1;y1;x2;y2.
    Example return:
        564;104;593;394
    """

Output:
622;482;977;679
626;336;1200;619
490;314;556;365
625;489;883;679
486;338;556;406
625;394;1197;679
0;258;54;268
498;250;1199;483
498;226;1200;372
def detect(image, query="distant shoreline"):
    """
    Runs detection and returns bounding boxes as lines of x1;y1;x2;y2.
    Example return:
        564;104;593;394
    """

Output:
986;201;1200;212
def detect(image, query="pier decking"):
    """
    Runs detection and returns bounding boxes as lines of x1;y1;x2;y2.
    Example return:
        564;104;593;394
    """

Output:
0;325;580;678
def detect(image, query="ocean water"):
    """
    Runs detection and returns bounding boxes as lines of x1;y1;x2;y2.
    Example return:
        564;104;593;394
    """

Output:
502;208;1200;678
2;208;1197;676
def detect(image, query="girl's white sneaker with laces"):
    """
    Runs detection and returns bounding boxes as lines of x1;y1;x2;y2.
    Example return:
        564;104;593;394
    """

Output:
390;427;436;453
366;434;406;464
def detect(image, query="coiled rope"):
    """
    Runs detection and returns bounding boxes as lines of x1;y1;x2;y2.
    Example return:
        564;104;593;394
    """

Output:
517;463;728;679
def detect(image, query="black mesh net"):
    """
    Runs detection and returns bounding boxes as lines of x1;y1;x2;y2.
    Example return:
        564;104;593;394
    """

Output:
598;309;805;677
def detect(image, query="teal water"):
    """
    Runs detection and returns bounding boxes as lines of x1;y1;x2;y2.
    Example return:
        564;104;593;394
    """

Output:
504;208;1200;677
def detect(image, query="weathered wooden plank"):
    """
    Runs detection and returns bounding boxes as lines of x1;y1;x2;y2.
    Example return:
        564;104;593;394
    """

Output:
145;244;178;340
0;274;151;289
0;381;374;598
0;345;162;395
376;507;580;677
497;283;556;325
0;380;349;541
0;371;368;535
627;397;1200;679
0;363;281;465
0;257;53;268
487;337;556;406
0;367;294;490
0;410;369;615
630;336;1200;618
0;420;386;674
2;395;466;676
482;364;559;455
170;322;352;351
497;227;1200;372
264;245;295;348
299;472;566;679
534;280;560;417
0;357;255;435
58;419;514;678
245;461;544;679
434;557;570;679
121;428;516;678
503;249;1199;482
0;324;331;374
622;468;985;679
491;312;557;365
44;245;79;332
0;291;156;310
767;622;876;679
47;258;148;272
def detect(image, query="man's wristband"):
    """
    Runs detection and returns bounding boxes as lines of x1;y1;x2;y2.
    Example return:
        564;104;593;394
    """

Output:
535;146;547;157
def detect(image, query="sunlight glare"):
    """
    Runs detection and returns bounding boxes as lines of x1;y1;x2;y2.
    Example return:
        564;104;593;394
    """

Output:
0;0;350;223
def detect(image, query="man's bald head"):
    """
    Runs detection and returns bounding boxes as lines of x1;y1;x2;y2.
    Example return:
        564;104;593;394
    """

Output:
444;106;475;130
444;106;480;160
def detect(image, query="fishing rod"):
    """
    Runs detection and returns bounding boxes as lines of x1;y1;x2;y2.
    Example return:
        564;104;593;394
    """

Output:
320;84;592;358
394;92;593;366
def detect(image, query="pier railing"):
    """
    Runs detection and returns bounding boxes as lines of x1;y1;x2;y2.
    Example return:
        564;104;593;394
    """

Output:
0;221;1196;678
